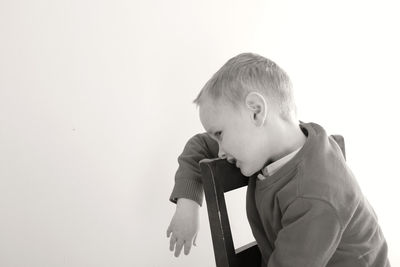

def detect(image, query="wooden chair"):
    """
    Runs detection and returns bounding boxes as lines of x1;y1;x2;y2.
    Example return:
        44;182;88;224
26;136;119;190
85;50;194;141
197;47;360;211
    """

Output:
199;158;261;267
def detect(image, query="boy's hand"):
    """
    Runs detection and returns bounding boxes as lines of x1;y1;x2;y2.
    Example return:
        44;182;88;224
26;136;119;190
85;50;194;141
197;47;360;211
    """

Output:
167;198;200;257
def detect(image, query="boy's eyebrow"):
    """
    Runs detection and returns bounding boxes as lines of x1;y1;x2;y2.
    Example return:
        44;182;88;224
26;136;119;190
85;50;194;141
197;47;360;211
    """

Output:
204;129;214;137
206;128;216;135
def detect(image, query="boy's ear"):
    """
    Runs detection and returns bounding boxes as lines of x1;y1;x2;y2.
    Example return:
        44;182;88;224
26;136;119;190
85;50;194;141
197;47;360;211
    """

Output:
245;92;267;127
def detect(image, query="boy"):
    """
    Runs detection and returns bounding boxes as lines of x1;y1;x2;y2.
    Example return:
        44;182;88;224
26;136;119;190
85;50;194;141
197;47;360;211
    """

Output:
167;53;390;266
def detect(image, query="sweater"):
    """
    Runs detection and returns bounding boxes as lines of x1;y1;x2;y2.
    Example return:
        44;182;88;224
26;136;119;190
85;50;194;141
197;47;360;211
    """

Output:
246;122;389;266
169;122;390;266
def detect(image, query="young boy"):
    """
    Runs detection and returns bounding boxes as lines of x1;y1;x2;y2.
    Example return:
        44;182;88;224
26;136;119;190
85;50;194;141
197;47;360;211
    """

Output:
167;53;390;266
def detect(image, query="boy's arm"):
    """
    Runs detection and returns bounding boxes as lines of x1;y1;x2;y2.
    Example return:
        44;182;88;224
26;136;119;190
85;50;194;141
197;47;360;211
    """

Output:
167;133;218;257
169;133;219;206
266;198;342;266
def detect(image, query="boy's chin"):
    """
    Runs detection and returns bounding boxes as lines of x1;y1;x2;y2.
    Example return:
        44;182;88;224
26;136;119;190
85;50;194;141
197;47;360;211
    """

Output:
238;167;255;177
238;162;265;177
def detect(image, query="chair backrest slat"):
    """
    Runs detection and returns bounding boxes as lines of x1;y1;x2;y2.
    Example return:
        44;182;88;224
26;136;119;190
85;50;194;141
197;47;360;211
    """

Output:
200;158;261;267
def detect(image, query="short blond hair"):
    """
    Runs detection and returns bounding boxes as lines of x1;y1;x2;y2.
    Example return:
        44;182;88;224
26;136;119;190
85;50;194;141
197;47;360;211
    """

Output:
193;53;296;120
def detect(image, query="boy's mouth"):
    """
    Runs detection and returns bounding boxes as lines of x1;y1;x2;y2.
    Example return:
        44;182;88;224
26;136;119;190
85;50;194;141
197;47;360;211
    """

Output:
227;158;239;168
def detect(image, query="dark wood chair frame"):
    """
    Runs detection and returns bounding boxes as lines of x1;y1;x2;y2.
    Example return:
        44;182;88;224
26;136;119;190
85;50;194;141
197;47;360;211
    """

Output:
200;158;261;267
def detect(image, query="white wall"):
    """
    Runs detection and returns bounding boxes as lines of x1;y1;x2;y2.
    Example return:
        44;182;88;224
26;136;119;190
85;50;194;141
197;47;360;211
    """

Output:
1;0;399;266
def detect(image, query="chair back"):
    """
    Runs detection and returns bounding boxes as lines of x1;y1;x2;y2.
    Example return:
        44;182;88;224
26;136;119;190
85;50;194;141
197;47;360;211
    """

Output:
200;158;261;267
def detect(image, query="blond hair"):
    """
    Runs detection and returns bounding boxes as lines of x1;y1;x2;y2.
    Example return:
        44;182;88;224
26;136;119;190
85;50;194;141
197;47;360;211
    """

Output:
193;53;297;120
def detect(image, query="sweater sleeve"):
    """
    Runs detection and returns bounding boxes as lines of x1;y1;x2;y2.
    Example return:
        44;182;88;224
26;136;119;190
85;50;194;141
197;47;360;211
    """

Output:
267;197;343;267
169;133;219;206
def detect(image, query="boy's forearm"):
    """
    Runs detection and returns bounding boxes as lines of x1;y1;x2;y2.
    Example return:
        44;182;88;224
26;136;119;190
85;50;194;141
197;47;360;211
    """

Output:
177;198;200;209
169;133;219;206
170;178;204;206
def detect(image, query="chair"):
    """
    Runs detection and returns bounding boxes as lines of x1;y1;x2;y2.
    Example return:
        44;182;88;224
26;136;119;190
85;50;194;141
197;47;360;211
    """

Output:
199;158;261;267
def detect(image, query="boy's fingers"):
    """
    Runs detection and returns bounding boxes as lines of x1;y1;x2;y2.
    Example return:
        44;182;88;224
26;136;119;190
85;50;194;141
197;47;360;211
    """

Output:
169;235;176;251
183;241;191;255
166;226;172;237
174;240;184;257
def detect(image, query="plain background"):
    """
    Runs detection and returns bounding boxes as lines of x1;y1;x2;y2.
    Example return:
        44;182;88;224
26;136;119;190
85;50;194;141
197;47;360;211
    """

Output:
1;0;399;266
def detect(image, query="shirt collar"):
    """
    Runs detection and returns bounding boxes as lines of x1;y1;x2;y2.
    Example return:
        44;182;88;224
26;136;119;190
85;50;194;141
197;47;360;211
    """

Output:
258;147;302;180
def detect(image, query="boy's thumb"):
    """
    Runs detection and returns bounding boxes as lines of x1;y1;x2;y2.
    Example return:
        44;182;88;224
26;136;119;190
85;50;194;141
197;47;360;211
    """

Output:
193;234;197;246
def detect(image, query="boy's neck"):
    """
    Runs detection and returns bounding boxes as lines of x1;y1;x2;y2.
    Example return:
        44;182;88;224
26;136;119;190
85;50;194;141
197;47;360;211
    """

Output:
267;119;306;165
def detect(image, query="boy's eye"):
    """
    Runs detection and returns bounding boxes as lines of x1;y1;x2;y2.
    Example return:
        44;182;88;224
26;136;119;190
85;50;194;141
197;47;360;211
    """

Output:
214;131;222;139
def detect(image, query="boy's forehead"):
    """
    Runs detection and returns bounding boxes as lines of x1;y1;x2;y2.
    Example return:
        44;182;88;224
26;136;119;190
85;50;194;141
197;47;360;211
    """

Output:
199;100;241;131
199;101;226;129
199;103;218;126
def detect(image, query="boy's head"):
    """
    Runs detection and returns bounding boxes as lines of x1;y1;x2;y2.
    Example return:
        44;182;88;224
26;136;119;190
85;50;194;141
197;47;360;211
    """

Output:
194;52;296;121
195;53;299;176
